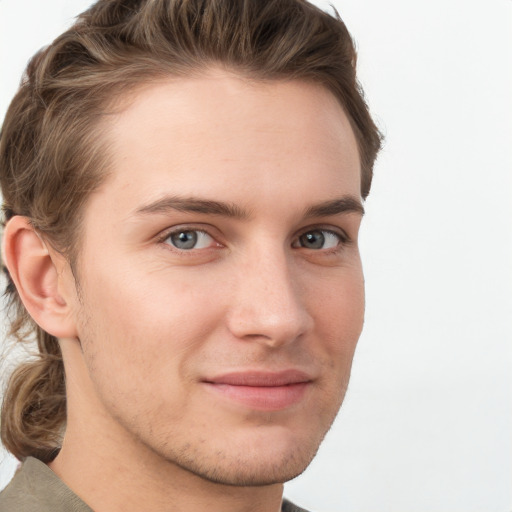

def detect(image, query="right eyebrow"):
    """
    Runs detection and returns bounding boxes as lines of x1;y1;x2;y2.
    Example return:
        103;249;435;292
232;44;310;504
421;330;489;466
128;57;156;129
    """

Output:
134;196;250;220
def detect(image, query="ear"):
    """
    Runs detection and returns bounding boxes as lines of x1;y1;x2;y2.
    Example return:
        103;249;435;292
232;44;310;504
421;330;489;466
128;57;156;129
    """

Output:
2;216;79;339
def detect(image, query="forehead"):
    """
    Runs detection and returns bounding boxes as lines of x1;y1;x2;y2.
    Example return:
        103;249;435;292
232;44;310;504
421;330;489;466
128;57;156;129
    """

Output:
92;71;361;216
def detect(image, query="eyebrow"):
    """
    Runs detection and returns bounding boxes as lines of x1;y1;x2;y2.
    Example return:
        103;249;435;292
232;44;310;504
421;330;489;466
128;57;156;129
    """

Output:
134;194;364;220
304;196;365;218
135;196;249;219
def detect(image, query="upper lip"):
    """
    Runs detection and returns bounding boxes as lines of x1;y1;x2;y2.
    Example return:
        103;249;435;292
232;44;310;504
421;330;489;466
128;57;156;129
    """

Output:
204;370;313;387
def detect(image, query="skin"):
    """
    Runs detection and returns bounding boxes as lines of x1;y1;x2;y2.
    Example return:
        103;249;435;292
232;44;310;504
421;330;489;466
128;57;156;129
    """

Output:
7;70;364;512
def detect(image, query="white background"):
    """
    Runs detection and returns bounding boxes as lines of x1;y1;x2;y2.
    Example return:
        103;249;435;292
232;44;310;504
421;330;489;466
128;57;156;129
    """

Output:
0;1;511;511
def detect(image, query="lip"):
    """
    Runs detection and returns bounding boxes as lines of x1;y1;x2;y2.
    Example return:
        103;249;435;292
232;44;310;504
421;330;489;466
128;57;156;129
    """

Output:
202;370;313;411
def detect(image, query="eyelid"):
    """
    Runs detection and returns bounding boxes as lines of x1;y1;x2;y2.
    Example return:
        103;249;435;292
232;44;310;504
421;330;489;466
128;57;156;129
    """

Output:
295;225;350;244
157;225;223;251
154;223;351;254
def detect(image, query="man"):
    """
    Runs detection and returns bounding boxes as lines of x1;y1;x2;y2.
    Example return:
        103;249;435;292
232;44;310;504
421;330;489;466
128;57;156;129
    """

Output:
0;0;381;510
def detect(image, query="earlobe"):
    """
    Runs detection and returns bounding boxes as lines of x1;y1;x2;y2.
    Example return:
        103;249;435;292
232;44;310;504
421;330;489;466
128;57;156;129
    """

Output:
2;216;78;338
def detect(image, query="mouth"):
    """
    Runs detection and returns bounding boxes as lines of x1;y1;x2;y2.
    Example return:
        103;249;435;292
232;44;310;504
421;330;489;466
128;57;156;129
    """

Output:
202;370;313;411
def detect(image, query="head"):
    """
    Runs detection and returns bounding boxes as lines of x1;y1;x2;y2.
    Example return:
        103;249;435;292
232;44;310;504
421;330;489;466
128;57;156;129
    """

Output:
0;0;381;485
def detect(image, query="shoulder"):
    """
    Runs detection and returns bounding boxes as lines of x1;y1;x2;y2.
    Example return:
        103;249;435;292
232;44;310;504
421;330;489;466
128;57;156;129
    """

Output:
282;497;312;512
0;458;38;512
0;457;92;512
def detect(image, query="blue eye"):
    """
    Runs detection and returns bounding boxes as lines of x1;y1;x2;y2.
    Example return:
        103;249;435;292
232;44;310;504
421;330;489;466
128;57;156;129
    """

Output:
166;230;214;250
297;230;342;250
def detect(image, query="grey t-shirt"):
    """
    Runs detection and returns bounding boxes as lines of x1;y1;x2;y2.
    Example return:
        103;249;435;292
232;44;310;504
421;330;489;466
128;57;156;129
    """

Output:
0;457;92;512
0;457;309;512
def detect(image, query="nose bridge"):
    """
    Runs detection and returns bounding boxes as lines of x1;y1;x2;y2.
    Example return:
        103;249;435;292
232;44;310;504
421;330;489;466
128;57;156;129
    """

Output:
227;243;312;346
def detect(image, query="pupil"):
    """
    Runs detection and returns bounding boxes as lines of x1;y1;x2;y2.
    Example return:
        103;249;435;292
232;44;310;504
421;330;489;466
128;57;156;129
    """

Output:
301;231;324;249
171;231;197;249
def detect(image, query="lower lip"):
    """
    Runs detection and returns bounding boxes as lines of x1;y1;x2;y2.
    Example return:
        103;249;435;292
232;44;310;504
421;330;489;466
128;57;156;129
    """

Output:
203;382;310;411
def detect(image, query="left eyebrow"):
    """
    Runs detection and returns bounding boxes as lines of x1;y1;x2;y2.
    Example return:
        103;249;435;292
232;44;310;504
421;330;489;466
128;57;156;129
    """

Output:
304;196;365;218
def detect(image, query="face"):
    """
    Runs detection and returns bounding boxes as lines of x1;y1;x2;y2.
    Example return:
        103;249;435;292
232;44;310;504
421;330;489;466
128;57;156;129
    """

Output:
69;70;364;486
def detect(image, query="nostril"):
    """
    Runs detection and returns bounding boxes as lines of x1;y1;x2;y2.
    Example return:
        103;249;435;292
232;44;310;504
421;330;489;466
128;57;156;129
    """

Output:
242;333;272;340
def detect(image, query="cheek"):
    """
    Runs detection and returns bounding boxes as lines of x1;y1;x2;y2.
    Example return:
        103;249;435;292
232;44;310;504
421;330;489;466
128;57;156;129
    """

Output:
76;265;225;393
310;266;365;360
83;260;223;335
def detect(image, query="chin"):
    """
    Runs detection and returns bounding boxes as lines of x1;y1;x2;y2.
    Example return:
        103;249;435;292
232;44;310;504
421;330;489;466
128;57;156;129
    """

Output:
174;444;318;487
156;423;328;487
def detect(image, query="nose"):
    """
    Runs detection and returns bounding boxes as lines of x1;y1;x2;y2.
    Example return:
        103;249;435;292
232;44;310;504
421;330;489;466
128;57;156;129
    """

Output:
226;250;313;348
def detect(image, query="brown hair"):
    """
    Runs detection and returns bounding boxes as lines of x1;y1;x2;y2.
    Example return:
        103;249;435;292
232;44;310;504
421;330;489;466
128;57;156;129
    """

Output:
0;0;382;462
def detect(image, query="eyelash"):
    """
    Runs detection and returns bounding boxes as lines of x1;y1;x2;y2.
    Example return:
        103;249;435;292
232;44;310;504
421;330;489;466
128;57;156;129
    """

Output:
157;225;350;253
293;228;349;252
158;227;219;252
